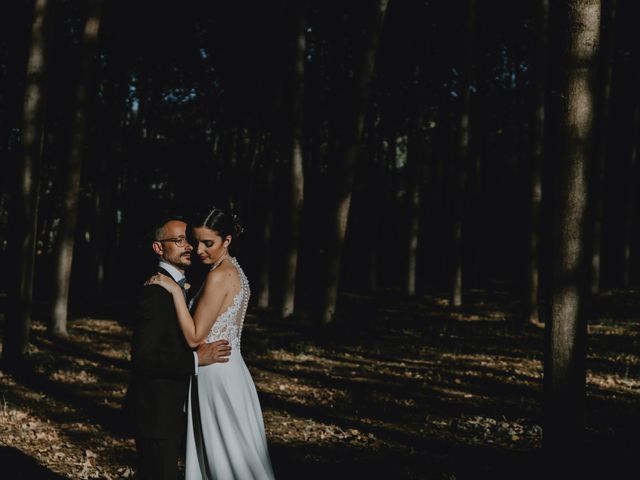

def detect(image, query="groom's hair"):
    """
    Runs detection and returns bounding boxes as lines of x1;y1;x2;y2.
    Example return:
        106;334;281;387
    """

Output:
150;213;187;242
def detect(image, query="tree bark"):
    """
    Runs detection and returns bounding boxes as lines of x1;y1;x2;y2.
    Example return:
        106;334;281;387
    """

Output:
48;0;103;336
319;0;389;324
451;0;475;307
2;0;50;363
91;1;127;288
281;1;306;318
622;98;639;286
257;0;287;310
366;130;384;292
257;159;275;309
544;0;599;467
406;109;425;297
591;0;617;293
524;0;549;325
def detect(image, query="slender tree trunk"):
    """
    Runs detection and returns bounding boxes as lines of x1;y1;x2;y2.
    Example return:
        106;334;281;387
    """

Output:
92;106;126;302
89;104;126;303
544;0;599;468
257;156;275;309
320;0;389;324
406;112;425;297
367;130;383;291
281;1;306;318
470;118;482;285
591;0;617;293
524;0;549;325
451;0;475;307
622;99;639;286
2;0;49;363
219;125;238;207
434;103;449;285
90;158;107;295
406;176;421;296
118;70;150;286
257;0;287;310
48;0;103;336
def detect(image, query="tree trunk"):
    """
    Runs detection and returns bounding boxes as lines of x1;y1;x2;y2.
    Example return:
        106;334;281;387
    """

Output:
257;0;287;310
591;0;617;293
319;0;389;324
406;111;425;297
622;99;639;286
48;0;103;336
281;1;306;318
2;0;50;363
544;0;599;468
470;117;482;286
434;104;449;285
366;131;384;292
451;0;475;308
524;0;549;325
86;2;127;304
406;174;421;296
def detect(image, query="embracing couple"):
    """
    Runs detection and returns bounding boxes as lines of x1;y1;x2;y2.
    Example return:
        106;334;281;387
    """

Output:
125;206;275;480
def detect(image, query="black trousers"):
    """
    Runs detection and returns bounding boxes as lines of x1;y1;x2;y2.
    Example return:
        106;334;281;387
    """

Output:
135;435;182;480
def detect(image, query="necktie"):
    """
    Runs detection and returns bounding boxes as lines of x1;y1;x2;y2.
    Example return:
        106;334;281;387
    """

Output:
177;278;187;299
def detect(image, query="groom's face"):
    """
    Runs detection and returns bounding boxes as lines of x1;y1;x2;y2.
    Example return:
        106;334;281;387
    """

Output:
154;220;193;270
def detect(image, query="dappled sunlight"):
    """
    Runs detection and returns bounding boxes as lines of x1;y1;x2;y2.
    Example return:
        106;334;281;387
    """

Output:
2;288;640;478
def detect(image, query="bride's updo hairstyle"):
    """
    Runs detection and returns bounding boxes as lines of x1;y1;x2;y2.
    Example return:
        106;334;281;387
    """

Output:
194;205;244;239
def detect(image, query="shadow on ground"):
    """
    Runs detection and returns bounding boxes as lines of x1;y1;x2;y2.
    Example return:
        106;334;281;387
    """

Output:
0;446;68;480
1;287;640;478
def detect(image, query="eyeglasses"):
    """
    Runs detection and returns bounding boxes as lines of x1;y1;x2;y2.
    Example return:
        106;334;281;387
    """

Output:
156;236;189;247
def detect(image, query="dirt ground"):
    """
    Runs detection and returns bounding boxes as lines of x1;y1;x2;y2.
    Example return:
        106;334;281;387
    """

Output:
2;289;640;479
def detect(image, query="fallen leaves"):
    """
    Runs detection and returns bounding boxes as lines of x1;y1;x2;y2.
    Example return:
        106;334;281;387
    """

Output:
450;415;542;449
51;369;99;384
0;297;639;479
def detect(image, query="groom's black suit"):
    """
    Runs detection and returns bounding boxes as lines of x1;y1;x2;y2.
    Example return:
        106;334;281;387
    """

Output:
127;267;194;480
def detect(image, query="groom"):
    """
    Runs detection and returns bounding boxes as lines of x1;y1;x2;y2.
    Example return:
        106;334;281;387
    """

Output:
127;215;231;480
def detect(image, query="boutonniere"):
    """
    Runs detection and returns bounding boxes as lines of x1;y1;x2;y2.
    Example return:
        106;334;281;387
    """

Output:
184;282;191;291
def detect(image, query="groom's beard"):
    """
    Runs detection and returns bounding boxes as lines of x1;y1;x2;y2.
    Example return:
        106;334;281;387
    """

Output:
172;252;192;269
178;253;192;267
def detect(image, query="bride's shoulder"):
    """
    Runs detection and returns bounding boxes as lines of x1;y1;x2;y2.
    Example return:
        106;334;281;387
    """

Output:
204;261;237;288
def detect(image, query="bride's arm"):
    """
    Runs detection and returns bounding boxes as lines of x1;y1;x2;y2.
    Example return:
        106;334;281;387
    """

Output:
149;271;228;348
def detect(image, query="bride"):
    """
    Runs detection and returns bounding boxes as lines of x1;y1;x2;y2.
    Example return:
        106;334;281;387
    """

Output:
148;206;275;480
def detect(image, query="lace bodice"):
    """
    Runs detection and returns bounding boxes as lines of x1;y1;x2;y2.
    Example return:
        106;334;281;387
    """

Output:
188;256;250;352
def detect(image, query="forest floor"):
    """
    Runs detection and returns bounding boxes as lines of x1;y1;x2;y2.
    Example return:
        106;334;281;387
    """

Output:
1;288;640;479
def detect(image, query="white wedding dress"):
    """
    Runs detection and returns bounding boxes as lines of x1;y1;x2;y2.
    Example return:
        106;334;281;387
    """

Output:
185;257;275;480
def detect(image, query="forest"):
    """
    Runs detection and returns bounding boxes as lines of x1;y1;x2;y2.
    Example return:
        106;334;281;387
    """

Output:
1;0;640;478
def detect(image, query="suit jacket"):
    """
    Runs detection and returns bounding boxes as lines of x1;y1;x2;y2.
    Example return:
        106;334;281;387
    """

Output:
126;267;195;439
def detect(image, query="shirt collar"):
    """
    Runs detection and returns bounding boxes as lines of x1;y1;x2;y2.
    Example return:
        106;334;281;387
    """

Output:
158;261;186;284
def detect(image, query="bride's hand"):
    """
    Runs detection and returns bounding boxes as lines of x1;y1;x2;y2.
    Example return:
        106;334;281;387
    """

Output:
145;273;180;295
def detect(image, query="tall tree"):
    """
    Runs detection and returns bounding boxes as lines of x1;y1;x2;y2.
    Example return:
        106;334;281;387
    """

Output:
48;0;103;336
591;0;617;293
523;0;549;325
622;96;639;286
405;98;426;297
86;0;127;306
544;0;599;467
319;0;389;324
257;160;276;309
366;126;385;292
2;0;50;363
257;0;287;310
280;0;306;318
451;0;475;307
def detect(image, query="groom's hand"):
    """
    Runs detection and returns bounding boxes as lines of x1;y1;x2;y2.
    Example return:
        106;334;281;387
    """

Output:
196;340;231;366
